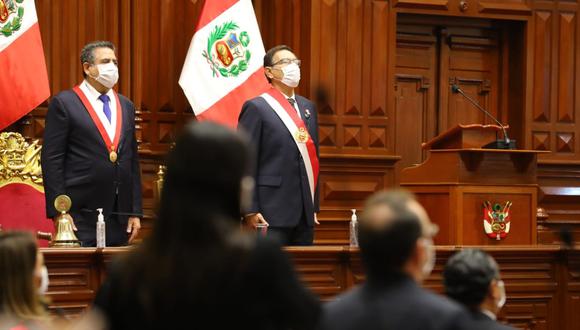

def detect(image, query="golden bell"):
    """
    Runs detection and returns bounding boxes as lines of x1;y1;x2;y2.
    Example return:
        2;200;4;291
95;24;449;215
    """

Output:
50;195;81;247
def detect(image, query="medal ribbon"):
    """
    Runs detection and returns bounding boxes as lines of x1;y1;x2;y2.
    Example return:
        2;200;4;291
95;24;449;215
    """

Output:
259;88;319;202
73;85;123;158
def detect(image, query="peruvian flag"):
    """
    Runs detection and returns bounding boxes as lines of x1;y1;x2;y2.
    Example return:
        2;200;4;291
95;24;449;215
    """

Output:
179;0;269;128
0;0;49;130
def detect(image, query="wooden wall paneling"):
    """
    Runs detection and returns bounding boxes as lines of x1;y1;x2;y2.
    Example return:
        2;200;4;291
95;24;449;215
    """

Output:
394;19;438;170
537;163;580;245
287;246;348;301
444;24;501;129
564;251;580;330
311;0;392;156
315;154;399;245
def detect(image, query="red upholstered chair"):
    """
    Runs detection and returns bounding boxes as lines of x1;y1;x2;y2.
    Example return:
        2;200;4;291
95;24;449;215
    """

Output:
0;133;54;247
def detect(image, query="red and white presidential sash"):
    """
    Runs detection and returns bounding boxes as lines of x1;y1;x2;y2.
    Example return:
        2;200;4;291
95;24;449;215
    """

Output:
72;86;123;163
259;88;319;202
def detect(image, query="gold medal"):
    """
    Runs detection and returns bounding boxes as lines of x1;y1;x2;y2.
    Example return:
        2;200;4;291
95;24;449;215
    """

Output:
295;127;309;143
109;150;118;163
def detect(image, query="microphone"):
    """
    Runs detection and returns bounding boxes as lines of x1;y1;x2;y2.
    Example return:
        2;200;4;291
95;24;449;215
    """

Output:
451;84;516;149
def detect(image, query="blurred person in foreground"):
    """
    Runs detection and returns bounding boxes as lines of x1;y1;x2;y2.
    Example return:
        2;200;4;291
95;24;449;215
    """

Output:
0;231;50;329
92;122;321;330
444;249;516;330
318;190;471;330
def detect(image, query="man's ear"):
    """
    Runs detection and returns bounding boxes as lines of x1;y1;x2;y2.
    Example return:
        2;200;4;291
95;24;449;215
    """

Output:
83;62;92;77
489;279;500;300
265;67;274;79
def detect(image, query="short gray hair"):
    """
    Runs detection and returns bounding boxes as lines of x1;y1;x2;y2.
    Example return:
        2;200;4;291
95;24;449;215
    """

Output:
80;41;116;77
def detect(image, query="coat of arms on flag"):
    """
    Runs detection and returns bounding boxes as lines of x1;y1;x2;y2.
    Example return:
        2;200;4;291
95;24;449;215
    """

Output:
483;201;512;241
179;0;269;128
203;21;252;78
0;0;24;36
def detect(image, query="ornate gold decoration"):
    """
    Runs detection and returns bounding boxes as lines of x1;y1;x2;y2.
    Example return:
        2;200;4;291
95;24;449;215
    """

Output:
295;127;309;143
50;194;80;247
0;132;42;191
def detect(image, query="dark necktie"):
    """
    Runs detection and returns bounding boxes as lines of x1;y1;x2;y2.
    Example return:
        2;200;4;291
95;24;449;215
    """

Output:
98;94;112;123
287;98;296;108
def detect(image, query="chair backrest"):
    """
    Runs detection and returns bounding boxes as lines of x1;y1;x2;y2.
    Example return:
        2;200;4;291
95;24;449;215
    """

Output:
0;132;53;247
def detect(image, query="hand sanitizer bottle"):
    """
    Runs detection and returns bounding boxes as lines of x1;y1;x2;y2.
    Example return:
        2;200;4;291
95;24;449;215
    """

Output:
350;209;358;247
96;208;106;248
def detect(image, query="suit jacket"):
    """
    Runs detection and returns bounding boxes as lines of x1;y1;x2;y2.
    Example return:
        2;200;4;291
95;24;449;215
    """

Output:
318;274;472;330
471;311;517;330
238;94;319;228
41;88;142;245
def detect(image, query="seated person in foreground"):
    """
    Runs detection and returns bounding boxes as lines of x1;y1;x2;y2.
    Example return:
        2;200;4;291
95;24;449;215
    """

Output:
444;249;516;330
92;122;321;330
0;231;50;329
318;190;471;330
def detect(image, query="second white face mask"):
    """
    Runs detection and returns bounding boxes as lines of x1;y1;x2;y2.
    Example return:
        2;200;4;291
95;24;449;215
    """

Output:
497;280;506;309
38;265;49;295
281;63;301;88
421;238;436;277
94;62;119;89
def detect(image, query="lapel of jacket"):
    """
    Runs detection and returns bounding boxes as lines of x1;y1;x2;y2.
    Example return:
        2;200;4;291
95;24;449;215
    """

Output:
296;96;311;130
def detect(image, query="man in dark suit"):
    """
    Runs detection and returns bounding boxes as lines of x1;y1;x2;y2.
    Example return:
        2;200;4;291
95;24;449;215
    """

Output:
238;45;319;245
319;190;471;330
41;41;142;247
444;249;516;330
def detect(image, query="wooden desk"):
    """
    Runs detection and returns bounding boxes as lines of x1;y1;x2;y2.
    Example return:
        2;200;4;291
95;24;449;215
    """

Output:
43;246;580;330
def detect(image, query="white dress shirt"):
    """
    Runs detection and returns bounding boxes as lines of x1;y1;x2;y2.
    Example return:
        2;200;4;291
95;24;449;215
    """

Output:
79;80;118;142
282;91;301;119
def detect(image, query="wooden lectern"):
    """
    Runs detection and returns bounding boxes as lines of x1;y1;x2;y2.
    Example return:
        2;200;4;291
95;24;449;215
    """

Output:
401;124;544;246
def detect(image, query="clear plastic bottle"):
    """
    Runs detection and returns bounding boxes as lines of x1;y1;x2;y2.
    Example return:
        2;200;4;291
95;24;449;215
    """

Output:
96;208;106;248
349;209;358;247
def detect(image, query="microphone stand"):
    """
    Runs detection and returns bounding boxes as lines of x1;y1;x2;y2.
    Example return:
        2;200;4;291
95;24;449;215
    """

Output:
451;85;516;149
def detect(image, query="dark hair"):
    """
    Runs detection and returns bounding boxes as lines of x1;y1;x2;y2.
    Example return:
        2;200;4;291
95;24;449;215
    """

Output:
358;190;423;278
112;122;254;325
0;231;44;320
263;45;294;83
80;41;116;77
443;249;500;310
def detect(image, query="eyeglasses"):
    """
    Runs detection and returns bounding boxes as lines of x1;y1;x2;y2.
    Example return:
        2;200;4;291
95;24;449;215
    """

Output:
271;58;302;67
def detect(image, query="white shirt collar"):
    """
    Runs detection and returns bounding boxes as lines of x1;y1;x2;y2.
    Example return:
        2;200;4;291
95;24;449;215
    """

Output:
281;91;296;100
83;80;114;101
481;309;497;320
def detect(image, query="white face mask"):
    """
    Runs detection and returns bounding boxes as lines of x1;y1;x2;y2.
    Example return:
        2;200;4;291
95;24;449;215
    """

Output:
421;238;436;277
280;63;301;88
38;265;49;295
497;280;506;309
92;62;119;89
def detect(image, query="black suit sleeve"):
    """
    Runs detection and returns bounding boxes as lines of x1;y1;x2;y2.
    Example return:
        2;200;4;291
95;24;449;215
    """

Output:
238;100;262;214
128;103;142;215
41;96;70;218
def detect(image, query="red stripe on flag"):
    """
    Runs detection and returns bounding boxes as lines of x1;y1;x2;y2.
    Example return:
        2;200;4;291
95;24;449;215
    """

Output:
0;23;50;130
195;0;241;31
196;68;269;128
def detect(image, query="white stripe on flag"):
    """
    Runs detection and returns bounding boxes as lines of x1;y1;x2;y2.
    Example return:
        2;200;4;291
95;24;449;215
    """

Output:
0;0;39;52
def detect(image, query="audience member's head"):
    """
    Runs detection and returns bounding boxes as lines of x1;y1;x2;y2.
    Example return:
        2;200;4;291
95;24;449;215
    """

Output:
444;249;506;316
358;190;438;283
152;121;253;247
0;231;47;321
